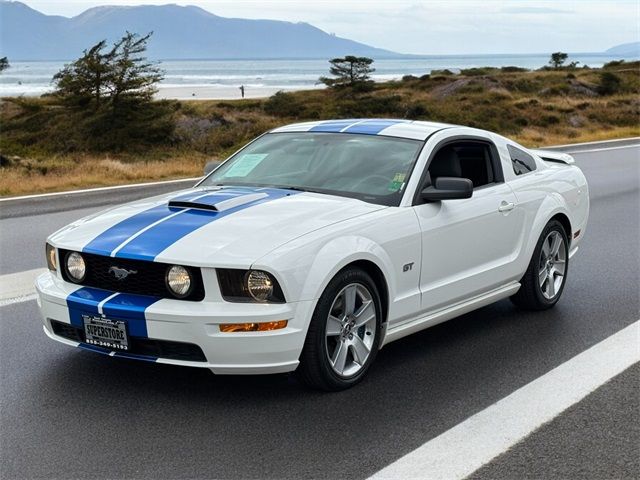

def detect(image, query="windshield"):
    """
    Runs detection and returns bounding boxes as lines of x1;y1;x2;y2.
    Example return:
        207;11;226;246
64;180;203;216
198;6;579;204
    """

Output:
201;132;424;206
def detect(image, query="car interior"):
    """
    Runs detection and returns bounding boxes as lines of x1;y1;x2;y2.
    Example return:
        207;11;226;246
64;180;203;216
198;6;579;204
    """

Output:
427;141;496;189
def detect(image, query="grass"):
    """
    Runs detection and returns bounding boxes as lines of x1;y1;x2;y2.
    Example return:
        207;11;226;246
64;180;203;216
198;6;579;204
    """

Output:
0;152;207;197
1;61;639;197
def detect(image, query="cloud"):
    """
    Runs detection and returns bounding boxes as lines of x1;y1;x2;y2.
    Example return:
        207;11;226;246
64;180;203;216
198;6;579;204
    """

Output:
501;7;572;15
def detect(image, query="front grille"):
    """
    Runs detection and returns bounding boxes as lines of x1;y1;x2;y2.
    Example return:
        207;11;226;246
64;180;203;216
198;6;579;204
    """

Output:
59;249;205;301
51;320;207;362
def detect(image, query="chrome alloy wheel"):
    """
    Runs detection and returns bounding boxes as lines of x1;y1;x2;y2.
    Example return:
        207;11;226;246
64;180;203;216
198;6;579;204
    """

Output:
325;283;377;377
539;230;567;300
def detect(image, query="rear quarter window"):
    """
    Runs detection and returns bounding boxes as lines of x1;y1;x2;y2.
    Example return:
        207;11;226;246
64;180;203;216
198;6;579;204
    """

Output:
508;145;537;175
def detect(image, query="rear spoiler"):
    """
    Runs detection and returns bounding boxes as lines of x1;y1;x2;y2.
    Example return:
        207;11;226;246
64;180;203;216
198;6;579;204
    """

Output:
531;149;575;165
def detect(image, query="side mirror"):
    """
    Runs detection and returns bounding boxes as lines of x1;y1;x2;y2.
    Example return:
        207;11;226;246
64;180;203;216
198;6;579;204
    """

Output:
420;177;473;201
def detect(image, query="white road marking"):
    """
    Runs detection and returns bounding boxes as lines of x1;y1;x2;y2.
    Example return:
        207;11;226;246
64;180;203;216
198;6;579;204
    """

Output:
369;320;640;480
0;293;37;307
568;144;640;154
0;268;46;304
547;137;639;149
0;177;199;202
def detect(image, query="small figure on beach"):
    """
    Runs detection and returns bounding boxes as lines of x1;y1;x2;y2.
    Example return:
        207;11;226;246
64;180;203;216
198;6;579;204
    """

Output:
239;85;245;98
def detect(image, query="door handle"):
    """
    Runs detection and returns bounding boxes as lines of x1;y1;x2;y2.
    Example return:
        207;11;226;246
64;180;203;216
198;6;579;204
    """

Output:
498;201;516;213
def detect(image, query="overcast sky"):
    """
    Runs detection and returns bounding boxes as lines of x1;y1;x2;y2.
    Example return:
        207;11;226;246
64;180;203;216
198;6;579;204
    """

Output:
18;0;639;54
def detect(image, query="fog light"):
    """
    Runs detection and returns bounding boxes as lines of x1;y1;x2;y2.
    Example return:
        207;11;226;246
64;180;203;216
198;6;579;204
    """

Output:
166;265;192;298
66;252;86;282
219;320;288;333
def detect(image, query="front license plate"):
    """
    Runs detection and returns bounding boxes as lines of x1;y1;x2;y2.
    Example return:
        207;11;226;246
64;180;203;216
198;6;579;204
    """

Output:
83;315;129;350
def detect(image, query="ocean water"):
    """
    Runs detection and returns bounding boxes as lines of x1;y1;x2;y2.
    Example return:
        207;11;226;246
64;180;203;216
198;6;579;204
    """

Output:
0;54;636;98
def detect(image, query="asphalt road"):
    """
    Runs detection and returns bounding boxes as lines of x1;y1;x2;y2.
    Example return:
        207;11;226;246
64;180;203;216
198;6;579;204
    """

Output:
0;142;638;479
470;363;639;479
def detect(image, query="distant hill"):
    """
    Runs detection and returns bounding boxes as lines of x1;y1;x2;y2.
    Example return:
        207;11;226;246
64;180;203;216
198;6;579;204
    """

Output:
0;1;400;60
605;42;640;57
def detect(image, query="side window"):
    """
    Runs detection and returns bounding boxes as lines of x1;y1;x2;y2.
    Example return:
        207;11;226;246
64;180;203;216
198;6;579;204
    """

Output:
428;141;497;189
508;145;537;175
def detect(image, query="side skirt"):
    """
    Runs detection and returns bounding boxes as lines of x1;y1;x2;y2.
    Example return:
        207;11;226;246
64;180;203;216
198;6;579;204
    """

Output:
381;282;521;346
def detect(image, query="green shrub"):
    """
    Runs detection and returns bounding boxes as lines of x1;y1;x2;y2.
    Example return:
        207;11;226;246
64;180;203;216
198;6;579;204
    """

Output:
603;60;625;69
537;114;561;126
598;72;622;95
263;91;305;118
431;69;454;76
501;66;528;73
460;67;498;76
405;104;428;119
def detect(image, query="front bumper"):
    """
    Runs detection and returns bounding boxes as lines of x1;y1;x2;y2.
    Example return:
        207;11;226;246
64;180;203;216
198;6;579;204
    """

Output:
35;271;315;374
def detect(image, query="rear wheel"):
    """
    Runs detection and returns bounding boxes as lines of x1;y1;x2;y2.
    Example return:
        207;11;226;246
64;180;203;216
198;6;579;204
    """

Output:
511;220;569;310
297;267;382;391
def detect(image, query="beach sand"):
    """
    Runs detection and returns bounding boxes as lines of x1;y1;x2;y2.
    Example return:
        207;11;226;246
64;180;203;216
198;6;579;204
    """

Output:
155;84;323;100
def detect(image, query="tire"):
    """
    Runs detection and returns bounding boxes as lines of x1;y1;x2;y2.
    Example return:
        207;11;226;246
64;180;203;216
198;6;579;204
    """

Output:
511;220;569;310
297;267;383;391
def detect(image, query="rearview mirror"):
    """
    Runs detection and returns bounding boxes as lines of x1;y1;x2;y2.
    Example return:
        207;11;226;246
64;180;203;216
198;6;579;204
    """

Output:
420;177;473;201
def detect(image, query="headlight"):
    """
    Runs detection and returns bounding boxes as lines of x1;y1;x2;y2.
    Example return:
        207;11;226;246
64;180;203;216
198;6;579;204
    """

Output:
66;252;86;282
217;269;285;303
46;243;57;272
246;270;274;302
166;265;192;298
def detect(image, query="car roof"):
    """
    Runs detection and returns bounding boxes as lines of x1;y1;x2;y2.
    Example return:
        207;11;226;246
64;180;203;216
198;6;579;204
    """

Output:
270;118;455;141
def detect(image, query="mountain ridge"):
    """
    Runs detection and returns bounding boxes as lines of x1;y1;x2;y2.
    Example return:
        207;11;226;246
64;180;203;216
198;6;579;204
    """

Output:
0;1;401;60
605;42;640;57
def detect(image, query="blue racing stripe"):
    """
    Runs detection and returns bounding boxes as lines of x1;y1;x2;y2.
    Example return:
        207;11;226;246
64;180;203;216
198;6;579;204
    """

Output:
114;187;297;261
82;190;216;256
343;119;409;135
66;287;114;328
309;119;362;132
101;293;159;338
78;343;157;362
66;287;159;339
113;351;158;362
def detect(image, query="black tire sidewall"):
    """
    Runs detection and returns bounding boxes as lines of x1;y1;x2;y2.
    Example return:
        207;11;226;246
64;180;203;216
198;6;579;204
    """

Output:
304;268;383;389
532;221;569;307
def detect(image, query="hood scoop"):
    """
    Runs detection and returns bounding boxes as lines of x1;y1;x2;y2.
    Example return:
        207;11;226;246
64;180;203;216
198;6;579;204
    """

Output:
168;192;269;212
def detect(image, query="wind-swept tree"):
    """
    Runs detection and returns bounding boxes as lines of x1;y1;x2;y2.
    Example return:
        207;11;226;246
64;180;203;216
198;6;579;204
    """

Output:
549;52;568;69
0;57;9;73
53;41;114;109
52;32;172;151
53;32;163;111
319;56;375;89
109;32;164;107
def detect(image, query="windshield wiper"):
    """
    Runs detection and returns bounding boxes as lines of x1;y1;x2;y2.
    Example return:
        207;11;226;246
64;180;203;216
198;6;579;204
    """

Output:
210;183;325;195
270;185;325;194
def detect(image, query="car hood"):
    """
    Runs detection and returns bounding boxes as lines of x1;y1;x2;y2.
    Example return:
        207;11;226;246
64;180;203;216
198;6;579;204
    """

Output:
50;186;385;266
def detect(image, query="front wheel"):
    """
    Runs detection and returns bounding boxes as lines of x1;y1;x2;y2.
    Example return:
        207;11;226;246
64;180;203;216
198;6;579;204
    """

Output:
511;220;569;310
297;267;383;391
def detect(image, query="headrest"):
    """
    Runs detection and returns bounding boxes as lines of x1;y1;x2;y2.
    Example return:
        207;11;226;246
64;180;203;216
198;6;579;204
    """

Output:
429;147;462;178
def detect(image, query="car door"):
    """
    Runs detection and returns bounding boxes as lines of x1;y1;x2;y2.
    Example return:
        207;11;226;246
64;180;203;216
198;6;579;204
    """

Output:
412;135;526;312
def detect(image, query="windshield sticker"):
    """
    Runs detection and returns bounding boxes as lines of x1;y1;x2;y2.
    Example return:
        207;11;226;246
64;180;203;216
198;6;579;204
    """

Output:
223;153;268;177
388;173;406;192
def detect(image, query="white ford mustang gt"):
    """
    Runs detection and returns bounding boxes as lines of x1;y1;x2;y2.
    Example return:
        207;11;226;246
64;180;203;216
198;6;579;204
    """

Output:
36;119;589;390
